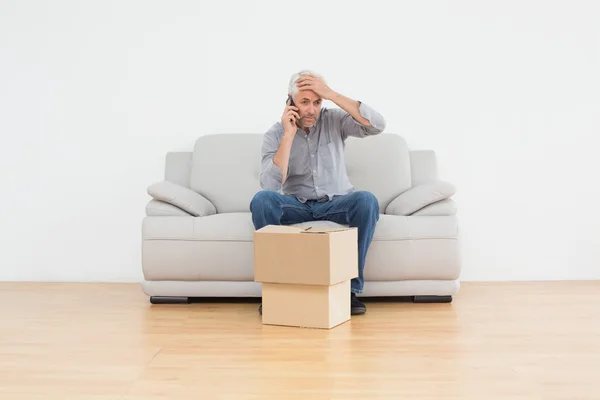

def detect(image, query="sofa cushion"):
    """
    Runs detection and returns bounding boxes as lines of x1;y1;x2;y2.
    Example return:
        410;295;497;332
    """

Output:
188;133;414;214
344;134;413;212
189;134;263;214
143;212;256;242
142;213;457;242
412;199;457;216
385;180;456;216
146;200;191;216
142;213;459;282
147;180;217;217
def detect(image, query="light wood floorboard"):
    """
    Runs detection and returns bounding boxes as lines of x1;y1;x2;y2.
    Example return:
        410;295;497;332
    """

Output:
0;282;599;399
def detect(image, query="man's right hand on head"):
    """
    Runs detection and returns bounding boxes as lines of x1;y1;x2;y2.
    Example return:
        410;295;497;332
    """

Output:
281;97;300;136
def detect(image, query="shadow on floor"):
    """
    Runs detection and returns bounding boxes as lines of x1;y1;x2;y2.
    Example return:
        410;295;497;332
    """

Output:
180;296;421;304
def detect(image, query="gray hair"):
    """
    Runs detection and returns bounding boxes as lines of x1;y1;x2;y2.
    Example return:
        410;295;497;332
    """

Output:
288;70;326;98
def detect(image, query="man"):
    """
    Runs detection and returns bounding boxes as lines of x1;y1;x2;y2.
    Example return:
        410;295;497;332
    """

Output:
250;70;386;316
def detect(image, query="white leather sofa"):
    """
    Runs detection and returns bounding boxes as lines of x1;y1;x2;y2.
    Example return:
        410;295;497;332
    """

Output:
142;133;461;303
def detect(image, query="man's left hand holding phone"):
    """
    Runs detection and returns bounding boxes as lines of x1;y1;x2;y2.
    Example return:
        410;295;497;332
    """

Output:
272;96;300;185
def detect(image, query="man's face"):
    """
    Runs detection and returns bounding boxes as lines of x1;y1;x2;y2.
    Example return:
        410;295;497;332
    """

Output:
292;90;322;129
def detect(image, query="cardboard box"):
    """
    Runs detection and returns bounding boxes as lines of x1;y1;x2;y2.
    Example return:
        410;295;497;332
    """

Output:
253;225;358;329
253;225;358;286
261;280;351;329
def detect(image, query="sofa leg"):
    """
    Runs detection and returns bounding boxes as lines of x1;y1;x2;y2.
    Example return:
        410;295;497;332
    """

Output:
413;295;452;303
150;296;190;304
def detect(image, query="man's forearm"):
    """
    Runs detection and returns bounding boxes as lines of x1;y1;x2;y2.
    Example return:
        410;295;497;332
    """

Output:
329;92;372;127
272;132;295;183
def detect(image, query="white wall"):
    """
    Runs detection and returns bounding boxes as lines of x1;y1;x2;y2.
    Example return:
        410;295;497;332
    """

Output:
1;0;599;282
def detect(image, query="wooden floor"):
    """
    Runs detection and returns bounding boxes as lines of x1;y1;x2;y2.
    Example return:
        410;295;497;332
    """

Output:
0;282;599;399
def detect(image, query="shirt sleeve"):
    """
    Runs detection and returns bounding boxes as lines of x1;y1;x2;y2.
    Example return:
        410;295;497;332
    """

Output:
339;101;387;140
260;124;287;191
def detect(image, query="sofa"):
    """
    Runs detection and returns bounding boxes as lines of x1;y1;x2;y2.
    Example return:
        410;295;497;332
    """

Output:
141;133;461;303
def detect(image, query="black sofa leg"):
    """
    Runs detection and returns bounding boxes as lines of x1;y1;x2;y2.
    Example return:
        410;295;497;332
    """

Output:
150;296;190;304
413;295;453;303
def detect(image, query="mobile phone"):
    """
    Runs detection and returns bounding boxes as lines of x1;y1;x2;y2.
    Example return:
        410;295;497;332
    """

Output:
286;95;296;124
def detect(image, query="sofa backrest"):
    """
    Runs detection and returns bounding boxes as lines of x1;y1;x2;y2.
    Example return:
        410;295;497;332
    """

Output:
189;134;263;214
343;134;412;211
166;133;436;214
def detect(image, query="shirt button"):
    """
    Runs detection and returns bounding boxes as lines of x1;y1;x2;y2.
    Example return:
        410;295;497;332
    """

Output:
311;154;314;158
313;170;316;174
315;186;319;190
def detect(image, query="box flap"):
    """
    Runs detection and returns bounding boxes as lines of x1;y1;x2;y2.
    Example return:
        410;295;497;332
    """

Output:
256;225;353;234
256;225;305;234
300;226;353;234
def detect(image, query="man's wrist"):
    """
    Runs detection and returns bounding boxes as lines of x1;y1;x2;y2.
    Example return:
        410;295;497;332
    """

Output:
282;129;296;140
328;90;340;103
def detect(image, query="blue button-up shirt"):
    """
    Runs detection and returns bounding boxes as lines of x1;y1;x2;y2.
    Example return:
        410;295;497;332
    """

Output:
260;102;386;202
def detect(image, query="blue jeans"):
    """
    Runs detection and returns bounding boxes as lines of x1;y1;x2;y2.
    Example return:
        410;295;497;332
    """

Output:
249;190;379;294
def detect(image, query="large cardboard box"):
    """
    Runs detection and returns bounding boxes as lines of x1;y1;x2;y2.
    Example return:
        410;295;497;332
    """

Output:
253;225;358;329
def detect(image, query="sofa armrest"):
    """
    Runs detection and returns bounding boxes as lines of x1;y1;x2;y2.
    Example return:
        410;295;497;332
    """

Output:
146;199;193;216
147;181;216;217
385;180;456;216
411;199;457;216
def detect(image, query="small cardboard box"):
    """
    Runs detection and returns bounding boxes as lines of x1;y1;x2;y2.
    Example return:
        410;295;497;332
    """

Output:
253;225;358;329
261;281;351;329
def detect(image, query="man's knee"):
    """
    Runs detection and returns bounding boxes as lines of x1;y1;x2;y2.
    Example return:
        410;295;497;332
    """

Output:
250;190;280;212
352;191;379;214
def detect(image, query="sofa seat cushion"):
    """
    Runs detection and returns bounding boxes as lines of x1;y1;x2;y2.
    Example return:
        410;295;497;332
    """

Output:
143;213;256;242
142;213;460;282
142;213;458;242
